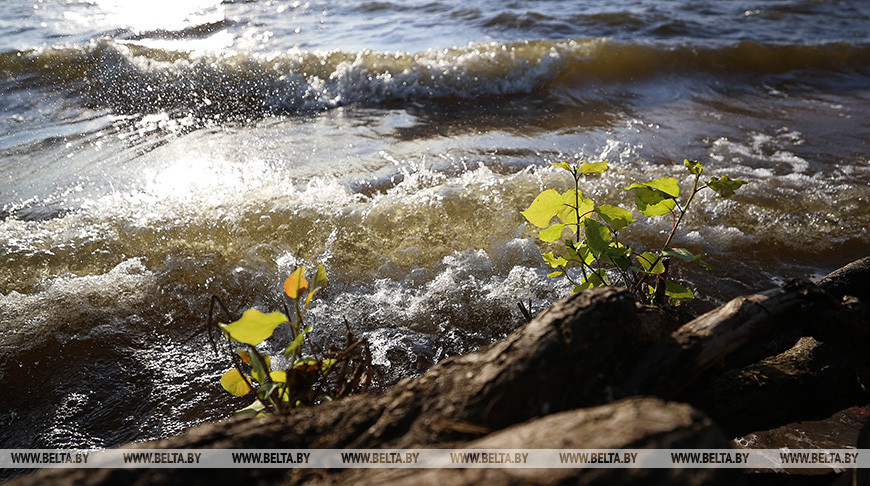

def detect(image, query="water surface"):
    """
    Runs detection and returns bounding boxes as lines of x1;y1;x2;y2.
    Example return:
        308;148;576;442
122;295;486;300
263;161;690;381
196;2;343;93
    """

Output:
1;0;868;456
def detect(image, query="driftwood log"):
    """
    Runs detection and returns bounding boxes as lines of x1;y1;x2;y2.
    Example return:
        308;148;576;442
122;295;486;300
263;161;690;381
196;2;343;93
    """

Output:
630;278;869;437
11;257;870;486
320;397;740;486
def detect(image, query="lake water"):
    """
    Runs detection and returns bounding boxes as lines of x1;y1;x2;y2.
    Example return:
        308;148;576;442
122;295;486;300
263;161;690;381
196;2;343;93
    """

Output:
1;0;868;455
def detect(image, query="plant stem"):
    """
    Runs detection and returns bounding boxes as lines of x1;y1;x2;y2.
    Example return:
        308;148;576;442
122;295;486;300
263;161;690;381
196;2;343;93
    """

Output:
631;172;703;298
570;167;608;285
573;170;582;245
293;299;303;364
661;172;701;252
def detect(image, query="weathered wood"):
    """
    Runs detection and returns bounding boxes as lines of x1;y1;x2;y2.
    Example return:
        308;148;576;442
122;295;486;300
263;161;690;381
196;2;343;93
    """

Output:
684;336;868;437
628;280;838;398
817;256;870;304
13;399;743;486
624;275;870;437
316;397;742;486
857;416;870;486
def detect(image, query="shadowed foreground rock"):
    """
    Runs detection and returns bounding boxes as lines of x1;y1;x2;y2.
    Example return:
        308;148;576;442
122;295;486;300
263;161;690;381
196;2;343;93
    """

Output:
313;397;740;486
11;258;870;486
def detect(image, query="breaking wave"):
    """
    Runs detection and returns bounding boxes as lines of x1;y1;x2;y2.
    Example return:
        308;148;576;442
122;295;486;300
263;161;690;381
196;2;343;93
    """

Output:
2;39;868;116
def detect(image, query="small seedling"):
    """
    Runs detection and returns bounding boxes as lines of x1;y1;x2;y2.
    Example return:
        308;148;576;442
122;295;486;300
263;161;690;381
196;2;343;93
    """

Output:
207;265;372;416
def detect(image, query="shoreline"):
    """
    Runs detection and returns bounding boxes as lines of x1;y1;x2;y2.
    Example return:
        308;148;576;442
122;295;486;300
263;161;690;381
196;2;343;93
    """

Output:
7;257;868;485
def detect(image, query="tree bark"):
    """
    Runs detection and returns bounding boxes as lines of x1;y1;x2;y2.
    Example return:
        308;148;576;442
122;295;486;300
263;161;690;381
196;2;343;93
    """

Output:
316;397;742;486
684;336;868;437
627;280;841;398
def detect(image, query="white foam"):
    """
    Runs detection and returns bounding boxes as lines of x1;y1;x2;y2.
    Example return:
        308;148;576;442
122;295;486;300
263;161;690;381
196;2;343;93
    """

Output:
0;259;158;355
710;128;810;174
21;39;577;114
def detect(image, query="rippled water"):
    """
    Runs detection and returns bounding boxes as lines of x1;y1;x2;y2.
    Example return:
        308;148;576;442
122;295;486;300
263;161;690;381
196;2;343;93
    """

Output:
1;0;868;457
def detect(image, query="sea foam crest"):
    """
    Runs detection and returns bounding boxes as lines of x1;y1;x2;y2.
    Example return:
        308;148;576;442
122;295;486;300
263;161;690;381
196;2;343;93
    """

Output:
1;39;571;114
4;38;869;115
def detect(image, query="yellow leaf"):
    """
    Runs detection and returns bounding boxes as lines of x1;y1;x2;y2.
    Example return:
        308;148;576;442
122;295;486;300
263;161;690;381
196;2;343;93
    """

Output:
237;349;251;365
304;264;329;308
269;370;287;383
521;189;564;228
312;264;327;291
219;309;287;346
551;161;572;171
221;369;252;396
538;223;566;242
578;161;608;174
284;267;309;299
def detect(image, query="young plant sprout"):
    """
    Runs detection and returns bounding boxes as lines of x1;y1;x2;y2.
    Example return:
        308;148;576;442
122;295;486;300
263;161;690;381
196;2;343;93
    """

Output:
208;265;372;416
522;159;746;305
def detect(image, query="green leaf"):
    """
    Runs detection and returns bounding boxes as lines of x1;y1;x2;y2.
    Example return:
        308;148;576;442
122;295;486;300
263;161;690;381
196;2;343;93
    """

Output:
607;251;632;271
312;264;328;290
626;177;679;217
665;281;694;302
521;189;564;228
684;159;704;176
547;270;563;277
250;353;272;384
566;241;595;265
645;177;680;197
539;223;566;242
583;219;612;258
283;324;312;358
234;399;266;417
662;248;712;270
221;369;252;397
542;251;568;269
220;309;287;346
595;205;634;231
629;185;677;216
257;382;280;401
572;272;606;294
578;161;608;174
707;176;747;198
284;266;309;300
637;252;665;274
